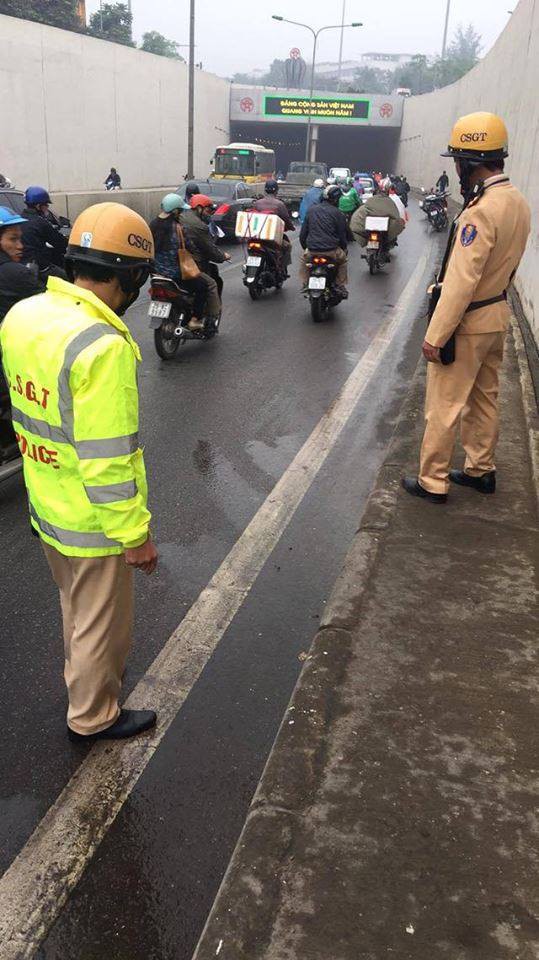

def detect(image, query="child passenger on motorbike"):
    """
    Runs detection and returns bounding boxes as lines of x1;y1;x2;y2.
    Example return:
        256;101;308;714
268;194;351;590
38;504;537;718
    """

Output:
150;194;210;332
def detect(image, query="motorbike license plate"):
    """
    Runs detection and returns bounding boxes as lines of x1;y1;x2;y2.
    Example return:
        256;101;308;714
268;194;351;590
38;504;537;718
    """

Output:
148;301;171;319
367;241;379;250
309;276;326;290
246;256;262;267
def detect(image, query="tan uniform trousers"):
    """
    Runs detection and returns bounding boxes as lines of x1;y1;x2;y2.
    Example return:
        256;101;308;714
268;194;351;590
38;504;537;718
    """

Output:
419;331;505;495
42;542;134;735
299;248;348;285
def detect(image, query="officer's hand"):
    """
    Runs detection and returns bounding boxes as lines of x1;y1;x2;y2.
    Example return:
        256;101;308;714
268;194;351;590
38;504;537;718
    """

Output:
125;536;158;575
422;340;441;363
224;252;231;261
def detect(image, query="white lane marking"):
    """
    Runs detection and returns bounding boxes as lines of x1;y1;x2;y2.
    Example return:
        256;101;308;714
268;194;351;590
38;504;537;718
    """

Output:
0;249;430;959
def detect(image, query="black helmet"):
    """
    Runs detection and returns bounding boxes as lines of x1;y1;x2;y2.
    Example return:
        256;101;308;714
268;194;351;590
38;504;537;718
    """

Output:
185;181;200;199
323;184;342;204
265;178;279;194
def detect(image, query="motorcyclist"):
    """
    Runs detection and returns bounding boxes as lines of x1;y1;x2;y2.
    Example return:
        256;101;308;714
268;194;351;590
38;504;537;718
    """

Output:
338;178;361;220
299;178;324;222
0;207;45;322
20;186;67;271
150;193;211;333
250;179;295;274
180;194;230;322
351;178;405;251
105;167;122;190
436;170;449;193
299;184;348;298
182;181;201;209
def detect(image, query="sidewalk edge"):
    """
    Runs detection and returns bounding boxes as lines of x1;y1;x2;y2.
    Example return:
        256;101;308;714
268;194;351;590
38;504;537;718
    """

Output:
511;316;539;511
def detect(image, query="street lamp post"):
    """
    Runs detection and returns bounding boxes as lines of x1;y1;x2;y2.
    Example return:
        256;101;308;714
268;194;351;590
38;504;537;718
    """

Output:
337;0;346;91
272;15;362;162
441;0;451;58
187;0;196;178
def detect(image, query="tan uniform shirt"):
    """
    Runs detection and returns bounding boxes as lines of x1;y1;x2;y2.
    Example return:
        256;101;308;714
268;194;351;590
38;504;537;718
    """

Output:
428;176;531;348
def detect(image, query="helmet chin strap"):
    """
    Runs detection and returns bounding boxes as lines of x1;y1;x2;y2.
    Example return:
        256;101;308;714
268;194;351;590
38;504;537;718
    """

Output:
117;267;149;315
457;159;483;205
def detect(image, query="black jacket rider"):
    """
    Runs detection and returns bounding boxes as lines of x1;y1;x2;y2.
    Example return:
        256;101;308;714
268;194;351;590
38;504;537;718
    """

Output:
300;201;348;252
20;207;67;271
0;251;44;322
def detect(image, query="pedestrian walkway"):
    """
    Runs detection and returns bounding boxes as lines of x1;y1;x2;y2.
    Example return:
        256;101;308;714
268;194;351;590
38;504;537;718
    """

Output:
193;323;539;960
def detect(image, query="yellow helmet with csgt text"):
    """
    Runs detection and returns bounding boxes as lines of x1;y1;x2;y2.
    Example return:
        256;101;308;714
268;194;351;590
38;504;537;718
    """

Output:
66;202;154;269
442;112;509;162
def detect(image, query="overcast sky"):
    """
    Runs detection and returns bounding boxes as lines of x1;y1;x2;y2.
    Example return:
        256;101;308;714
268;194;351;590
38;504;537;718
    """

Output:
86;0;514;76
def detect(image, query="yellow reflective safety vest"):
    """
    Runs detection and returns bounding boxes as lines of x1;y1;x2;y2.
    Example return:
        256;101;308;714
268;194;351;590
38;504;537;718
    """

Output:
0;276;151;557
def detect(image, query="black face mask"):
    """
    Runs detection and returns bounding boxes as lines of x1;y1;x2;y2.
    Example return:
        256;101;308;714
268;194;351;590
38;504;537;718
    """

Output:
117;266;151;316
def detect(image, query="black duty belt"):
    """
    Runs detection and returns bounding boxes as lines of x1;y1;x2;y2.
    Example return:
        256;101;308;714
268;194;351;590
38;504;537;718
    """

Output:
466;291;507;313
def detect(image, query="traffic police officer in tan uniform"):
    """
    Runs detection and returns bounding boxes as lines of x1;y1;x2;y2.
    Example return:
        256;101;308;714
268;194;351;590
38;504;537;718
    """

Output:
403;112;531;502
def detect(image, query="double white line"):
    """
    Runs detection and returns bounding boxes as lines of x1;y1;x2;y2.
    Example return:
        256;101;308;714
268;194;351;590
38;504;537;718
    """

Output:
0;250;429;959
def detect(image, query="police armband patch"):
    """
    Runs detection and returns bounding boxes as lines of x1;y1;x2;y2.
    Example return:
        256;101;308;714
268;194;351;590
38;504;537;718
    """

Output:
461;224;478;247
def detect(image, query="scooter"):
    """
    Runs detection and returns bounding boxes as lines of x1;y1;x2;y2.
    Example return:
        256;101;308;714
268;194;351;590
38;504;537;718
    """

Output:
242;239;288;300
361;216;392;274
419;189;449;231
304;253;344;323
148;275;220;360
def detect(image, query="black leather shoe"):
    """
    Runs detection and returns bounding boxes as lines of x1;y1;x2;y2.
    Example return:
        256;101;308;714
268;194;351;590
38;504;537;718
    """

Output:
449;469;496;494
401;476;448;503
68;708;157;743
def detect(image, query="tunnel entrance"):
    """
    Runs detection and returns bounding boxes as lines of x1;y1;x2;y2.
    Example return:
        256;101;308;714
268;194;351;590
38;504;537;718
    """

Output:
230;121;401;176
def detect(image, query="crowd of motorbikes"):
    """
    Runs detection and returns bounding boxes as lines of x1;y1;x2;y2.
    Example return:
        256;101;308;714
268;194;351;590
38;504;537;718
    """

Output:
1;171;450;482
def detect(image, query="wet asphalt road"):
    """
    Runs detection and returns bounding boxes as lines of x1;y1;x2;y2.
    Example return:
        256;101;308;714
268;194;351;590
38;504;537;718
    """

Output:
0;205;442;958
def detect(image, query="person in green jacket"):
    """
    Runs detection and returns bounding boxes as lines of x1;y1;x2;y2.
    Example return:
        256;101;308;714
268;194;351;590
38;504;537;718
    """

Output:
338;179;361;221
0;202;159;742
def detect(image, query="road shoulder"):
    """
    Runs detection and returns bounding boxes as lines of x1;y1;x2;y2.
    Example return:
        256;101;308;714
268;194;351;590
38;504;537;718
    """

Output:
192;325;539;960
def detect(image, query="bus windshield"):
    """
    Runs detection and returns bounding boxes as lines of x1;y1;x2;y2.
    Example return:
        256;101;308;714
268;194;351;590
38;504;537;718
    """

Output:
215;150;255;177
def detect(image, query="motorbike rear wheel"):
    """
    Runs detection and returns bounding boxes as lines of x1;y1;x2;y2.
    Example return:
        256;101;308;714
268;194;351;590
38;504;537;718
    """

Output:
248;279;264;300
368;254;378;275
154;325;183;360
310;296;327;323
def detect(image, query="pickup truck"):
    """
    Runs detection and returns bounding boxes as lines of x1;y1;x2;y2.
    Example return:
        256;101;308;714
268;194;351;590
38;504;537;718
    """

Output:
276;161;329;212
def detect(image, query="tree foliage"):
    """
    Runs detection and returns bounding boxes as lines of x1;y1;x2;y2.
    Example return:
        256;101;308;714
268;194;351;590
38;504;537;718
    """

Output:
140;30;184;59
0;0;81;30
88;2;133;46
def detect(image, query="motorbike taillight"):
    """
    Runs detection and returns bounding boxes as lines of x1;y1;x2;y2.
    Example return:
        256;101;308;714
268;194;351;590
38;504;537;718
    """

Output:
150;286;177;301
249;242;262;250
369;232;379;240
215;203;230;215
312;257;328;264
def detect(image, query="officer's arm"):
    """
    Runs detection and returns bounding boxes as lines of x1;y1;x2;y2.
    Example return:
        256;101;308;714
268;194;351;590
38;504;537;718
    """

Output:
427;207;496;347
71;337;151;549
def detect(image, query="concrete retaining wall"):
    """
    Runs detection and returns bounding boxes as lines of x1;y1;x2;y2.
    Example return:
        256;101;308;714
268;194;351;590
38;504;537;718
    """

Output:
396;0;539;344
0;14;230;192
49;188;181;223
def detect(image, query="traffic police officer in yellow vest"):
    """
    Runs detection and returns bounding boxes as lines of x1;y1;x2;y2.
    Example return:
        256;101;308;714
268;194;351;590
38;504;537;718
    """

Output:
403;112;530;502
0;203;159;740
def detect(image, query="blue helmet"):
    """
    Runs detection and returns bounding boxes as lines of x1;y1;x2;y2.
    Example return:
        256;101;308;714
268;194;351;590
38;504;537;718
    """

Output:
0;206;27;228
24;186;51;206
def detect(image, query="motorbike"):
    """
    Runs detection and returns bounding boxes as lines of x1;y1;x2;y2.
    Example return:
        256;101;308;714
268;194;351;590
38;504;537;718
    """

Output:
0;376;22;483
242;240;288;300
148;275;220;360
304;254;344;323
419;189;449;231
361;216;392;274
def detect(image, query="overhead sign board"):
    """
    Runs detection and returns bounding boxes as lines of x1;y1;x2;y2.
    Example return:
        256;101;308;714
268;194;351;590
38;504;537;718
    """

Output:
264;94;370;122
230;87;403;127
